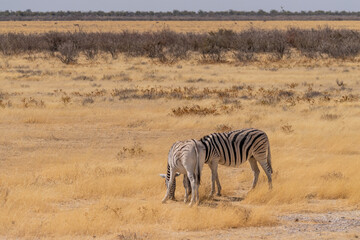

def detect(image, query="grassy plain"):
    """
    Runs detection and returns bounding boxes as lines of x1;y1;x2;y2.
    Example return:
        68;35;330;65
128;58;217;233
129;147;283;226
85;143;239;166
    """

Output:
0;21;360;239
2;20;360;33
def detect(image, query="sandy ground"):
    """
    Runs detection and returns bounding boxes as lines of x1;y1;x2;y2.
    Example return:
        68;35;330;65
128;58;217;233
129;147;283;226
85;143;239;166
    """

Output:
174;212;359;240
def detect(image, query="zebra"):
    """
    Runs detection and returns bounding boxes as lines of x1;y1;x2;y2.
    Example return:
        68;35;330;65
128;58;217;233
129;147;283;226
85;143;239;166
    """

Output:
160;139;222;204
199;128;273;193
160;139;205;206
160;128;272;205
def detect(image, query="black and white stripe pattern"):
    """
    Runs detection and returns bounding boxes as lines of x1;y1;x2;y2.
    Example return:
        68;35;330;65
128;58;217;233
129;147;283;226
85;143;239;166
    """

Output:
161;128;273;205
200;128;273;191
161;140;202;206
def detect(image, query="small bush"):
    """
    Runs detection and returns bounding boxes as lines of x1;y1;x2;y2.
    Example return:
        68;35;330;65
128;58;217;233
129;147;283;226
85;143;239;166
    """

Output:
321;113;340;121
57;41;79;64
82;97;94;105
281;124;294;134
304;90;323;99
234;51;257;63
61;96;71;104
73;75;95;81
172;105;218;116
116;143;144;160
215;124;232;132
21;97;45;108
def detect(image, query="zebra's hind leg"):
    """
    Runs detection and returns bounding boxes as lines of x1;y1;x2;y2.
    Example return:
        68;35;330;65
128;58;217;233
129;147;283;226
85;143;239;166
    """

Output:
183;174;191;203
162;170;176;203
257;160;273;190
187;172;197;207
215;173;222;196
249;157;260;189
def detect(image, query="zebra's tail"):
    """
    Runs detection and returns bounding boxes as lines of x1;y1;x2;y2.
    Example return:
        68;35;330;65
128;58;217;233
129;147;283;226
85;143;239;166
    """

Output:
193;139;201;185
267;143;273;174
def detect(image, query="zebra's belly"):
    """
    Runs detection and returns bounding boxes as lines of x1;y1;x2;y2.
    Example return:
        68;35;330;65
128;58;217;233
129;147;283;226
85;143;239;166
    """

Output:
220;157;248;167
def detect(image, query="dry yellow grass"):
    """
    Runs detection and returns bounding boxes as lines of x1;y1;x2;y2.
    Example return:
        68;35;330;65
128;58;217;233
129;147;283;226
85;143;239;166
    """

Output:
1;20;360;33
1;22;360;239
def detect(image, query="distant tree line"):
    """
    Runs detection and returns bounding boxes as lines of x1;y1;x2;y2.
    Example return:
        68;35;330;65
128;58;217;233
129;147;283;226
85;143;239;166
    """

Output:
1;9;360;21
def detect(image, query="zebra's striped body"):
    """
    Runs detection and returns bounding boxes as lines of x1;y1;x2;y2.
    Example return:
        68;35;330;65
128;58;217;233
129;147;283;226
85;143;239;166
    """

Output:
161;140;204;206
200;128;273;191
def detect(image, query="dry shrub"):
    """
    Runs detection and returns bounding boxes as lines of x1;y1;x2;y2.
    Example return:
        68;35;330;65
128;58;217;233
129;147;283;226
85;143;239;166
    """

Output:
337;94;359;102
24;117;45;124
281;124;294;134
72;75;95;81
186;78;207;83
16;69;42;77
82;97;94;105
286;82;299;89
102;73;132;82
111;87;201;100
256;88;296;106
65;83;359;109
320;171;345;181
127;120;146;128
117;143;144;160
172;105;218;116
199;29;235;63
118;231;145;240
57;40;79;64
110;85;250;102
0;91;6;100
21;97;45;108
321;113;340;121
336;79;345;88
0;99;12;108
234;51;257;63
74;89;107;98
61;96;71;104
304;90;323;99
215;124;232;132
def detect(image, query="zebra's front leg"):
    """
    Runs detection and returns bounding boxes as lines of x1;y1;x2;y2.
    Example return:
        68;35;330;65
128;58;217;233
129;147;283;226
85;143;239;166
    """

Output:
208;161;220;197
209;173;215;198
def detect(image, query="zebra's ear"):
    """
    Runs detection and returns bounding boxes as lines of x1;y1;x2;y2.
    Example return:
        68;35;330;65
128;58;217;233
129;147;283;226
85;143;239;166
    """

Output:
159;174;166;178
175;172;181;177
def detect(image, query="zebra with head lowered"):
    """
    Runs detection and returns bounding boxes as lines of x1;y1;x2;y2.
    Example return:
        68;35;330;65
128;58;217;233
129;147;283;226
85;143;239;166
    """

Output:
160;139;205;206
160;139;222;204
